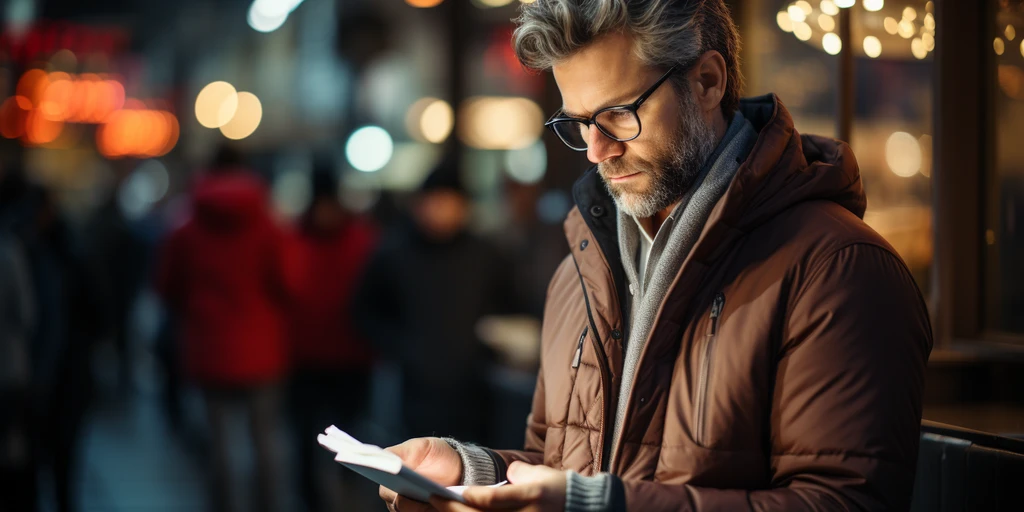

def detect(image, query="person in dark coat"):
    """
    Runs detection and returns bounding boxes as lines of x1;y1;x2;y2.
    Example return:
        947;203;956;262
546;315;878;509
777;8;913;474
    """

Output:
286;161;379;512
353;161;517;445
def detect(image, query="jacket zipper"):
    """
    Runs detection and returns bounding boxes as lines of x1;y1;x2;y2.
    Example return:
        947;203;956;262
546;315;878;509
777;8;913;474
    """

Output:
569;252;615;472
694;292;725;446
571;326;588;369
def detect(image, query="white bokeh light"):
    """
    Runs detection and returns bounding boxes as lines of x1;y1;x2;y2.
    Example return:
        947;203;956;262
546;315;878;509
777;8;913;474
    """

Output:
504;141;547;185
346;126;394;172
885;132;922;178
118;160;170;220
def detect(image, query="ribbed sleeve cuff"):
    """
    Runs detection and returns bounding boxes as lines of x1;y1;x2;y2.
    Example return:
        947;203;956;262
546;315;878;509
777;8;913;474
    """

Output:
442;438;500;486
565;471;613;512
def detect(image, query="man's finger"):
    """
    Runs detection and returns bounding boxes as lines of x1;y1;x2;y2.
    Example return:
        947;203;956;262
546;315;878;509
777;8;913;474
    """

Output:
428;495;480;512
381;486;435;512
393;495;436;512
462;484;542;509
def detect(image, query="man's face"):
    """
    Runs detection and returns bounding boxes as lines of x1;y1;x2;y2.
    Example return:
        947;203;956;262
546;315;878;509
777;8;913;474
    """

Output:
552;32;717;218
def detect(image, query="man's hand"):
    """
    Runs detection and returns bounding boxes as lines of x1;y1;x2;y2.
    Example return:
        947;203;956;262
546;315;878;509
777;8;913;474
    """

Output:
429;462;567;512
379;437;463;512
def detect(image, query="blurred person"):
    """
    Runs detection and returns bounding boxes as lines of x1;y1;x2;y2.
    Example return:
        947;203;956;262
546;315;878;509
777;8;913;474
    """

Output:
353;161;516;445
379;2;933;512
0;163;37;511
84;159;150;397
286;160;379;512
0;171;103;512
155;145;292;512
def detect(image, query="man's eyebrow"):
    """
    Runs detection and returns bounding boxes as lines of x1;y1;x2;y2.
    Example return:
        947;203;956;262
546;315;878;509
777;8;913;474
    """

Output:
560;89;645;119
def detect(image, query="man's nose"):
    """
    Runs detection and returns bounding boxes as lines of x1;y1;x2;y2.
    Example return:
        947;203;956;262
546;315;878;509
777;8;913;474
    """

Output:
586;126;625;164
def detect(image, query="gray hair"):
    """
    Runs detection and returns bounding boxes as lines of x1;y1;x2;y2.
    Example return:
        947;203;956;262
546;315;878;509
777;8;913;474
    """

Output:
513;0;743;116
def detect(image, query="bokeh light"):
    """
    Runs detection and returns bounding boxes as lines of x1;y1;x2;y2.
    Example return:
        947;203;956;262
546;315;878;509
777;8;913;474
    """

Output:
25;109;64;145
346;126;394;172
864;36;882;58
475;0;516;7
406;97;454;143
885;132;922;178
195;81;238;128
777;11;794;33
818;14;835;33
458;96;544;150
405;0;445;7
98;107;180;159
793;21;813;41
787;5;807;24
219;91;263;140
247;0;304;33
822;33;842;55
118;160;171;220
835;0;855;8
912;38;928;59
504;141;547;185
16;69;49;106
819;1;839;16
421;99;454;143
884;17;899;35
864;0;884;13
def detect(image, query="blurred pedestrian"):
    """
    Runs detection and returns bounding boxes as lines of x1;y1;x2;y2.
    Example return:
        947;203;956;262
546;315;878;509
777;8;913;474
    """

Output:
353;160;516;445
84;159;150;398
0;162;37;511
286;159;379;512
155;145;292;512
1;172;103;512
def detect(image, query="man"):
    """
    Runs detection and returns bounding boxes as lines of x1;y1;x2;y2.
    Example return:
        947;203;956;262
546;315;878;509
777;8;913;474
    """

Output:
380;1;933;511
354;161;515;444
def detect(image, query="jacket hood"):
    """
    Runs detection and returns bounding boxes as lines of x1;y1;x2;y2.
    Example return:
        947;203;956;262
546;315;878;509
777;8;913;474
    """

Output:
191;172;270;230
718;93;865;232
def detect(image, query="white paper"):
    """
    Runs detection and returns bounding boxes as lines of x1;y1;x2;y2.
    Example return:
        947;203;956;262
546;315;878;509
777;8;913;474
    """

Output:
317;425;466;503
446;481;509;496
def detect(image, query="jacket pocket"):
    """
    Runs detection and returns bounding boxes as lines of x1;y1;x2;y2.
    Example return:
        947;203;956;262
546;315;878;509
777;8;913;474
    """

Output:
694;292;725;446
571;326;588;369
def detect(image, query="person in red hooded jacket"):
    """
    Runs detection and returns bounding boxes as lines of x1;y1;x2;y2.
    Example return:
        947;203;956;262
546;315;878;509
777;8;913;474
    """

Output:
286;160;379;512
156;145;291;512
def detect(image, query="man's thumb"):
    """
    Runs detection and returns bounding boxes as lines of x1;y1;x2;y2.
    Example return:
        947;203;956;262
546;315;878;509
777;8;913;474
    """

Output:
507;461;546;484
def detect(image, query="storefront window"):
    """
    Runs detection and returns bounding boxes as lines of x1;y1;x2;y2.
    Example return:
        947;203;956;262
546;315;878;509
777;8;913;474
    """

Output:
747;1;935;294
985;0;1024;334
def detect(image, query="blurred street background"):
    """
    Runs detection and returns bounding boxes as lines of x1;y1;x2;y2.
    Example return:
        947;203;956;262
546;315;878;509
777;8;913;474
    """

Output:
1;0;1023;511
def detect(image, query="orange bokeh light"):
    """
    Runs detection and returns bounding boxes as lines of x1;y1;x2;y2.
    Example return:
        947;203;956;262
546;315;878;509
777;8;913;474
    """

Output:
24;109;64;145
98;107;179;159
16;69;49;106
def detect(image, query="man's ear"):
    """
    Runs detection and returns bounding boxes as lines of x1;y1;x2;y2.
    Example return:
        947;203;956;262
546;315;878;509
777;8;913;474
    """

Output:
689;50;727;114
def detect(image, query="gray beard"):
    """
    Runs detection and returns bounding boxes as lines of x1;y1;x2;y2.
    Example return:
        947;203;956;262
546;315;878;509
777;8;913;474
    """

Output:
600;98;718;219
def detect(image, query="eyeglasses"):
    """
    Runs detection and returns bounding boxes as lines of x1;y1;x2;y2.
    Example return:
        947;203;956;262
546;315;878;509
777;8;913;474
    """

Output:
544;66;677;151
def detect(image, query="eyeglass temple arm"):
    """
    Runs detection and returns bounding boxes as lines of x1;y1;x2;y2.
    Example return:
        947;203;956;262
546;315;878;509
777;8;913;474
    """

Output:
633;66;678;108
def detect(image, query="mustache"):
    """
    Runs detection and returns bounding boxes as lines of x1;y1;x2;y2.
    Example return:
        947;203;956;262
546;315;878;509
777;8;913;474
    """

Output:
599;158;654;180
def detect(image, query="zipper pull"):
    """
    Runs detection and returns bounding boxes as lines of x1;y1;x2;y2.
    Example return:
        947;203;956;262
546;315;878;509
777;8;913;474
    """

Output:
707;293;725;337
572;326;588;368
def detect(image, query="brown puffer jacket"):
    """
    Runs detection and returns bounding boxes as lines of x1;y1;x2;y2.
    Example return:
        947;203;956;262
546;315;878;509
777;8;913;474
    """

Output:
494;95;933;511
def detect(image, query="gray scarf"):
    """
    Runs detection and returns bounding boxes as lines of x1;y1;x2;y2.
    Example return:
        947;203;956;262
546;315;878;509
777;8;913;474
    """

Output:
606;110;759;469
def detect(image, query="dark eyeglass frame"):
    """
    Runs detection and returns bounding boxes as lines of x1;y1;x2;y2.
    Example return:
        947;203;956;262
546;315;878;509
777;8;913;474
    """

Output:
544;65;678;151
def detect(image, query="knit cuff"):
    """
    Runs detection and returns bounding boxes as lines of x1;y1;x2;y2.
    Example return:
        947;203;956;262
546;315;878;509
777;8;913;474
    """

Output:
442;438;499;486
565;471;613;512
